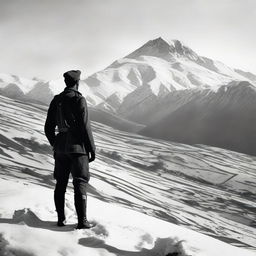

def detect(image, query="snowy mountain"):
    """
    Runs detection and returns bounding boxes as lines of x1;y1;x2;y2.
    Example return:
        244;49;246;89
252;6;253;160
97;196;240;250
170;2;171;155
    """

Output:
0;73;38;94
0;73;38;100
0;95;256;255
83;37;255;112
1;37;254;111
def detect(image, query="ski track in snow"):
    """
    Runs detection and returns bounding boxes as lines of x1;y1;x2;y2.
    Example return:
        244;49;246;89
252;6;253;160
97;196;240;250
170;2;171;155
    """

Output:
0;95;256;255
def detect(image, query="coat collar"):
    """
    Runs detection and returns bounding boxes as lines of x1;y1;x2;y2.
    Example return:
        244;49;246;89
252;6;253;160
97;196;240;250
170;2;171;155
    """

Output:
63;86;82;95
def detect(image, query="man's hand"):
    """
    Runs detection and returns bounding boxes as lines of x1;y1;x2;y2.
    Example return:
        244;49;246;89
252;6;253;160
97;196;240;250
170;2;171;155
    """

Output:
88;151;95;162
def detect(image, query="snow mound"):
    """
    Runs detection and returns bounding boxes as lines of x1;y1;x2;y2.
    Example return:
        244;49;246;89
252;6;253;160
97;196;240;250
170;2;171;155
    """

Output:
78;236;191;256
12;208;42;226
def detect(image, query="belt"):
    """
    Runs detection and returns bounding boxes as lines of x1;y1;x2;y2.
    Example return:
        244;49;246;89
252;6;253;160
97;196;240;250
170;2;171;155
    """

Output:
57;127;69;133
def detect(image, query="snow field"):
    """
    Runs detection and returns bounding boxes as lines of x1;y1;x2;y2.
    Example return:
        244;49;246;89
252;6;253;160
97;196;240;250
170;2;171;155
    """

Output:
0;95;255;255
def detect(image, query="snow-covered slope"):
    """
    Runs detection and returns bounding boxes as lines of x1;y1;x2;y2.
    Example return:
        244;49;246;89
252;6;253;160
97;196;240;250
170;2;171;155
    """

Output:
0;95;256;256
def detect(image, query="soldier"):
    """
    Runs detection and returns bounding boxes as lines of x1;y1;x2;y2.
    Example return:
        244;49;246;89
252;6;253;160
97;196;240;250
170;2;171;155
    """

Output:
44;70;96;229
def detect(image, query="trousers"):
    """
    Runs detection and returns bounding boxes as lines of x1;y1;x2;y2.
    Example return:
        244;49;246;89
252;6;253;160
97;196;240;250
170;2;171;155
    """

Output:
53;152;90;222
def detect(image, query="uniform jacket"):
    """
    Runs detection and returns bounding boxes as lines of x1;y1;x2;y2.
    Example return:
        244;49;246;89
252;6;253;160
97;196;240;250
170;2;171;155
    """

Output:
44;87;96;154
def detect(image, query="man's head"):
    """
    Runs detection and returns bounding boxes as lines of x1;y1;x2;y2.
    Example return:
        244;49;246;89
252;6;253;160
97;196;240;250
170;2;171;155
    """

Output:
63;70;81;88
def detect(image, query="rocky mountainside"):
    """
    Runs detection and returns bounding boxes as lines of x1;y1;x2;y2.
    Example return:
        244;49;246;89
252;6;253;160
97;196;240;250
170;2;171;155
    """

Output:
118;87;207;125
140;81;256;156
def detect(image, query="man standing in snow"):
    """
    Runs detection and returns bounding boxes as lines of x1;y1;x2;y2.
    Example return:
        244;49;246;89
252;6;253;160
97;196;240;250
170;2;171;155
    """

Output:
44;70;96;229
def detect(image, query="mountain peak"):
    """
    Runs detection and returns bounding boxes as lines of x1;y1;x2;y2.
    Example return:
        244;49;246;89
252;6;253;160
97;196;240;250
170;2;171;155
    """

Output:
169;39;199;60
149;37;171;48
126;37;199;61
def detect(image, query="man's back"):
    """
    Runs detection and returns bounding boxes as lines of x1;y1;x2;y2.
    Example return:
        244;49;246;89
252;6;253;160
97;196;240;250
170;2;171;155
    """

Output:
44;70;95;229
45;87;95;155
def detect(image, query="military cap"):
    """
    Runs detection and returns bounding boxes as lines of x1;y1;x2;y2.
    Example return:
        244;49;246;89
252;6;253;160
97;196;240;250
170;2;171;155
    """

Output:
63;70;81;81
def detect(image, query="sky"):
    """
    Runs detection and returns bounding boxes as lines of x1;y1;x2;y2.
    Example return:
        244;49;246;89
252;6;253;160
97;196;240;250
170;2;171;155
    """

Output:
0;0;255;80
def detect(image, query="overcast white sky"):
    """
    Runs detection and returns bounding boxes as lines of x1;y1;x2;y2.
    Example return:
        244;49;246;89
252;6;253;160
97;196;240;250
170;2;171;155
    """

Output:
0;0;255;80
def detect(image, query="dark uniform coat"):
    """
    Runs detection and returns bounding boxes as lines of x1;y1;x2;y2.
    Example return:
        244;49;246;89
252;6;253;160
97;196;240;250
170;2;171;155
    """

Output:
44;87;95;155
44;86;95;227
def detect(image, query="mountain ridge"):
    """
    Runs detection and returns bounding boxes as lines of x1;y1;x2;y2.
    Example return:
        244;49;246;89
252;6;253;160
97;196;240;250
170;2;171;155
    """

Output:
0;38;255;109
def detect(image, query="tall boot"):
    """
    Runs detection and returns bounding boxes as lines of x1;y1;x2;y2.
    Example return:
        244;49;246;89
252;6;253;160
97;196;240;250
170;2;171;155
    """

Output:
54;190;66;226
74;193;93;229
